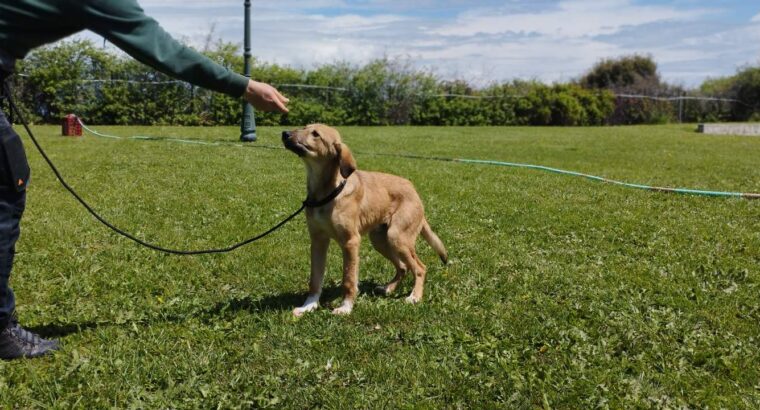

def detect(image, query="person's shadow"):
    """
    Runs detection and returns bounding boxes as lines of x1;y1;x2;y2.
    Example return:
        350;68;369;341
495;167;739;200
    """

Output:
26;322;100;339
27;280;389;339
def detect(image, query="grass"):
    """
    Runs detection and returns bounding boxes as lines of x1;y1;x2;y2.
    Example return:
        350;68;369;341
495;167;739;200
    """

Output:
0;124;758;408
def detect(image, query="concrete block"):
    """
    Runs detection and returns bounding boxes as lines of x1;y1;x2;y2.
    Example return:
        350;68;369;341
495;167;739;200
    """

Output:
698;123;760;136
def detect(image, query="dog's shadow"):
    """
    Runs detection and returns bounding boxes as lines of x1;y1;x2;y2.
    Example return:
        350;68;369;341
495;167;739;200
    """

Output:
27;280;390;338
204;279;388;318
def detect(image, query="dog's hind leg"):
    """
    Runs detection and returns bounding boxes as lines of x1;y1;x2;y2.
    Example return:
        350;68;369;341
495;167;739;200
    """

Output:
387;223;427;304
380;266;407;296
369;227;407;296
402;248;427;304
294;231;330;317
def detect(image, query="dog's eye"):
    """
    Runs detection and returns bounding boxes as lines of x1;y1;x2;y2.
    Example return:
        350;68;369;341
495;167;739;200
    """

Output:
311;130;321;138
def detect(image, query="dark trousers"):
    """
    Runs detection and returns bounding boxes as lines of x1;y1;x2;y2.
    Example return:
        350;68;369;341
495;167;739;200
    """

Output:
0;98;26;330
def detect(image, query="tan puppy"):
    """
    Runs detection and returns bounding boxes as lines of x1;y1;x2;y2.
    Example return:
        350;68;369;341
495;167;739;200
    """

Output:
282;124;448;316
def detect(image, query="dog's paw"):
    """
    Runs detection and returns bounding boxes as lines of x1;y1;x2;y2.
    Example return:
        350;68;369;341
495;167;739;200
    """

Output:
293;294;321;317
331;302;353;315
405;295;421;304
374;285;390;296
293;303;319;317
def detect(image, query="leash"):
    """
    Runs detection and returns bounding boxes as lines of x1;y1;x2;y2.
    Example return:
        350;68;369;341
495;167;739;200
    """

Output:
1;79;346;255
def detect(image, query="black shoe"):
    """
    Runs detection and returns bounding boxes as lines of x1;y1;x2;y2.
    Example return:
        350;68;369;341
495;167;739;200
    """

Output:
0;317;60;360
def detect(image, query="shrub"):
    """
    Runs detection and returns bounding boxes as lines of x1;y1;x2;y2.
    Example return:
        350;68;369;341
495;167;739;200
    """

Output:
729;67;760;121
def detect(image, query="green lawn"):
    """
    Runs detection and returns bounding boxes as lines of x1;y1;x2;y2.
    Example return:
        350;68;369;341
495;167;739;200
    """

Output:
1;124;759;408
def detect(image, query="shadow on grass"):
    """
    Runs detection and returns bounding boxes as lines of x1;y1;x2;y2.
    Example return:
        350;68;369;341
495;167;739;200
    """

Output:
27;322;100;339
27;280;388;338
202;280;386;319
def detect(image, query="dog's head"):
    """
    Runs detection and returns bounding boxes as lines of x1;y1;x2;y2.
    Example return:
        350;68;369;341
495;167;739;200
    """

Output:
282;124;356;178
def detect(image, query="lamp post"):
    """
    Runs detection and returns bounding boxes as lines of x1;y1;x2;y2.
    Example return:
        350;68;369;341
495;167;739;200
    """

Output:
240;0;256;142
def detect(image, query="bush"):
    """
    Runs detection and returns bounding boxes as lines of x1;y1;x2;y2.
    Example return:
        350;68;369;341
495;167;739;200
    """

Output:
697;67;760;122
515;83;614;126
729;67;760;121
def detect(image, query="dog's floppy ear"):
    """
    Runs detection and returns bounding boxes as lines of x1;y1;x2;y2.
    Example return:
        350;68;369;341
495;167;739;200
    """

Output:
334;142;356;178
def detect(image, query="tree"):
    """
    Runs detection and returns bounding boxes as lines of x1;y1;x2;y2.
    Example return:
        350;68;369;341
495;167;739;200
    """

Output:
579;54;659;90
579;55;676;124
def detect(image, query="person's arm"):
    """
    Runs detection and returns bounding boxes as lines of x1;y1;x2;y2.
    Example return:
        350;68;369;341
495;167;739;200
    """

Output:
80;0;287;112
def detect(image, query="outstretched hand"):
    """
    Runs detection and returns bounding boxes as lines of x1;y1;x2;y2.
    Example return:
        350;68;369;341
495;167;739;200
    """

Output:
244;80;290;113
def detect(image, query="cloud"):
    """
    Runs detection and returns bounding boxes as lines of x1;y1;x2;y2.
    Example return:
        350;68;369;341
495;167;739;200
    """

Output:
411;0;726;84
75;0;760;88
431;0;710;37
313;14;410;32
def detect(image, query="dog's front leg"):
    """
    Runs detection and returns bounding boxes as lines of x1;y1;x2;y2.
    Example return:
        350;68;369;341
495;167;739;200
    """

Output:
333;235;360;315
293;232;329;317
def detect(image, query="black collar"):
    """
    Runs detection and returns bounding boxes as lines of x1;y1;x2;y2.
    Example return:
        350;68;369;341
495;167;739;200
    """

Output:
303;179;347;208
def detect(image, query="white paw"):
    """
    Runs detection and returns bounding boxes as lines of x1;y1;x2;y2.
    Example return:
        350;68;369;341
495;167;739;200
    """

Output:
405;295;420;304
293;304;318;317
332;302;354;315
293;296;320;317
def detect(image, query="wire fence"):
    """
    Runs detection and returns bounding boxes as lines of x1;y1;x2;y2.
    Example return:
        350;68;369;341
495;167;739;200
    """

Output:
20;74;747;106
10;74;754;126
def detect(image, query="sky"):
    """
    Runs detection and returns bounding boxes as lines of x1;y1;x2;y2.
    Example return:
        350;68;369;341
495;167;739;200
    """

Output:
88;0;760;88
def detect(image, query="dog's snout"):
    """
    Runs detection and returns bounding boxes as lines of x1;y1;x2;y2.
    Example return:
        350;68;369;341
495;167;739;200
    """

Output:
282;130;307;156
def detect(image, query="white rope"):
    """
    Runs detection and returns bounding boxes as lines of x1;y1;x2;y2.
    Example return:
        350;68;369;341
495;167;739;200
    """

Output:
16;73;751;105
76;119;121;139
615;94;745;104
79;78;185;85
276;84;349;91
76;118;245;147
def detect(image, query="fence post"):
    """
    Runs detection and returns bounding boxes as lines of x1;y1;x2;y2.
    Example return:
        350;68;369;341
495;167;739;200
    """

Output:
240;0;257;142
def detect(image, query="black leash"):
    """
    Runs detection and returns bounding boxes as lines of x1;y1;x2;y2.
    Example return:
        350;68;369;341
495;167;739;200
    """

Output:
2;79;345;255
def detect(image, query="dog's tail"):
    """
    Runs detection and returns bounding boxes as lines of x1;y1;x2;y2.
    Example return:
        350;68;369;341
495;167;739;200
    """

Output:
421;219;448;265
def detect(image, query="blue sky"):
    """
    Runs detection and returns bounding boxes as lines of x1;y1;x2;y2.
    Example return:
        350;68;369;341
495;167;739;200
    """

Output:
115;0;760;87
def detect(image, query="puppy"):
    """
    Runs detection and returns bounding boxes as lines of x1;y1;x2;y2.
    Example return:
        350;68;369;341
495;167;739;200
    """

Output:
282;124;448;316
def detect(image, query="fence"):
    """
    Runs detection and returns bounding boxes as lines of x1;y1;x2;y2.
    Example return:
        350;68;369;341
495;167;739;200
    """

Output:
9;74;754;126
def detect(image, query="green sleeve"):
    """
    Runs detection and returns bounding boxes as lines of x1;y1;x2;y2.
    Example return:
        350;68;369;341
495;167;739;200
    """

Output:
80;0;249;98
